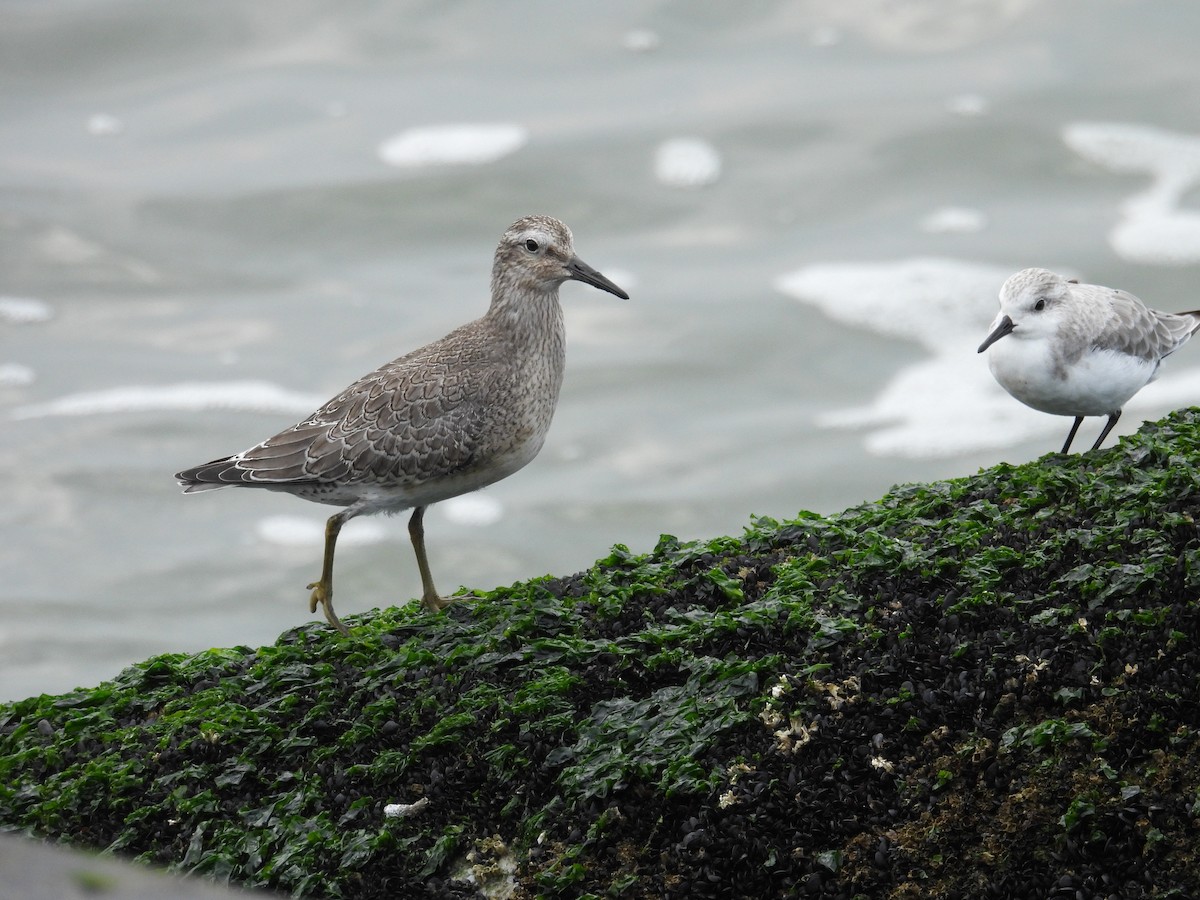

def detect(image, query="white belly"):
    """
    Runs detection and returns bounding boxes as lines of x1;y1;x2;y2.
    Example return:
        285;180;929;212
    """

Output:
988;340;1157;416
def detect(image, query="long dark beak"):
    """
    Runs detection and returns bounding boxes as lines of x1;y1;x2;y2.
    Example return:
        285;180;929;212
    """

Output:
977;315;1015;353
566;255;629;300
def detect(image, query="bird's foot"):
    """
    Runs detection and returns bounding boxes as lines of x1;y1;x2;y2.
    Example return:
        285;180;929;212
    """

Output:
307;579;350;634
420;591;457;613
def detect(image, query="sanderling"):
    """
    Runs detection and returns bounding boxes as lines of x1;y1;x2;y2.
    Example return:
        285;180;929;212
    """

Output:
177;216;628;633
978;267;1200;453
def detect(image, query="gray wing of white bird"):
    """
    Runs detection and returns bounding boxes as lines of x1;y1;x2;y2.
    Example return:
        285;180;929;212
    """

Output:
1080;283;1200;363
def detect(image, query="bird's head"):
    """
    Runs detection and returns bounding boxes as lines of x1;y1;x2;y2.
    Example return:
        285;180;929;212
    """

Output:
978;267;1071;353
493;215;628;301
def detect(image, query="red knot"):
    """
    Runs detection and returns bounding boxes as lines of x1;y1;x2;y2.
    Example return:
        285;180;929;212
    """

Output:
176;216;628;633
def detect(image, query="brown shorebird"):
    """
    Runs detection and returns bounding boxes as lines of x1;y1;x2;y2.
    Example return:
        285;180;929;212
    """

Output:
978;267;1200;453
176;215;628;633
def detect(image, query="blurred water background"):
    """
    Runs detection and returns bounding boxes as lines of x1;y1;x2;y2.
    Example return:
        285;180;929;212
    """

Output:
4;0;1200;701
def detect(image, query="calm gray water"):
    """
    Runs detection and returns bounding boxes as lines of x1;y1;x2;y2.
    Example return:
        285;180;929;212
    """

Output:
4;0;1200;701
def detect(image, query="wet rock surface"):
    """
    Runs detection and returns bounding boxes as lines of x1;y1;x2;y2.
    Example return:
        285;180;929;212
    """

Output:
4;412;1200;899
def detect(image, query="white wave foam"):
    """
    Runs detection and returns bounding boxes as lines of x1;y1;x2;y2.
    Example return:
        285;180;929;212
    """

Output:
11;381;323;420
919;207;987;234
440;494;504;527
0;296;53;324
775;258;1088;458
622;29;661;52
378;124;528;168
1064;122;1200;265
86;113;123;136
945;94;989;117
776;257;1013;350
256;515;387;548
0;363;35;386
654;138;722;188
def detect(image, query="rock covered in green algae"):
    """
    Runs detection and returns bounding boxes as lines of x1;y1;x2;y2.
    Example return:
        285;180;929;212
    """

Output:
4;411;1200;899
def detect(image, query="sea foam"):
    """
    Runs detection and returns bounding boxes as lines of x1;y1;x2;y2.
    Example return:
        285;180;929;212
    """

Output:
1064;122;1200;265
11;381;323;420
0;296;53;324
654;138;722;188
378;124;528;168
255;515;387;548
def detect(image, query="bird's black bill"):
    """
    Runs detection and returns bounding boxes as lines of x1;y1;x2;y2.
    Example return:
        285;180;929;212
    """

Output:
977;315;1015;353
567;256;629;300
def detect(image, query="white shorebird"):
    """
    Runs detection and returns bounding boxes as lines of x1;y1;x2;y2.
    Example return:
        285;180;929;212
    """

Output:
176;216;628;633
978;267;1200;453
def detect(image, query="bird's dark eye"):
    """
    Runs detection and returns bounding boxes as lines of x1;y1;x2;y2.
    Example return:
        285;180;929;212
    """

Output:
524;239;540;253
1034;299;1046;311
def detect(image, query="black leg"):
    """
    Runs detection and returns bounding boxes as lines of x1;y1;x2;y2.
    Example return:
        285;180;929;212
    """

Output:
1061;416;1084;454
1091;410;1121;450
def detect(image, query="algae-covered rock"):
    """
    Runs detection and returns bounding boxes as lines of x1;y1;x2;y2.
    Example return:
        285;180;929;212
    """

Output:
4;411;1200;898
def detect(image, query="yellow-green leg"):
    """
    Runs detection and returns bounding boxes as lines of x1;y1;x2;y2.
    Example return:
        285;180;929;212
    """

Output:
307;512;350;634
409;506;451;611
